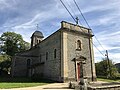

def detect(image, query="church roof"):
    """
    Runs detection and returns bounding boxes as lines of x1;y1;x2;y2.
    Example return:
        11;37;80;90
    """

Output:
32;31;44;38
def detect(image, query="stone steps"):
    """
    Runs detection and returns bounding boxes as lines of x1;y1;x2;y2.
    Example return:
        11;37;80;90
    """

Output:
70;82;120;90
87;84;120;90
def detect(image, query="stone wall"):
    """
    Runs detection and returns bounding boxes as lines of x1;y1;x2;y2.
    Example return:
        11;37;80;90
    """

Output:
11;31;62;82
11;21;96;82
61;21;96;82
11;56;27;77
11;49;38;77
37;31;61;81
67;31;92;80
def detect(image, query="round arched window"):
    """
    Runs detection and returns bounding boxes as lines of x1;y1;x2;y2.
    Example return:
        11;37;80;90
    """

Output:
77;40;82;50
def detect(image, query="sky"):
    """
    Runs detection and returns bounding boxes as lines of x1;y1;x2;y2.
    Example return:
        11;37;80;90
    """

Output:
0;0;120;63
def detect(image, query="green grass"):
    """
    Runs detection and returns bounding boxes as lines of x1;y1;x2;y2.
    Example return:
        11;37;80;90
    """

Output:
0;83;46;89
0;77;53;89
97;78;120;82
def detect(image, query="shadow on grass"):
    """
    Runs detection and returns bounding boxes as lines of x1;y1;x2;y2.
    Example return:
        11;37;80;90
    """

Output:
0;76;55;83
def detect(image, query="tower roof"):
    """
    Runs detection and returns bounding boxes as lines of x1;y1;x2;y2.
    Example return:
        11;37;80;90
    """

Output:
32;31;44;38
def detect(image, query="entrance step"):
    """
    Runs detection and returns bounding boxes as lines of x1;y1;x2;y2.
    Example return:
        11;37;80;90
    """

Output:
70;81;120;90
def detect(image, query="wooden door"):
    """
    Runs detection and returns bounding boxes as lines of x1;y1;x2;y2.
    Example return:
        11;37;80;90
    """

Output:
77;63;80;80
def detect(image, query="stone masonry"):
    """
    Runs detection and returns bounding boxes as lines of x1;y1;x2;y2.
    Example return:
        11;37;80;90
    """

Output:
11;21;96;82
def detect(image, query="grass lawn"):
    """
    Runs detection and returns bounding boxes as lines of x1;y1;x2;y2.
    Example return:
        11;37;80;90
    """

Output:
0;77;53;89
0;83;46;89
97;78;120;82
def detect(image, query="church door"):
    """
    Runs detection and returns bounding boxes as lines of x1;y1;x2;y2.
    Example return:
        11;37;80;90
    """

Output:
77;63;80;80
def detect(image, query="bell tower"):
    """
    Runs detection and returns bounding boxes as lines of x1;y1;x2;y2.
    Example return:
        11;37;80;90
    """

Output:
31;31;44;48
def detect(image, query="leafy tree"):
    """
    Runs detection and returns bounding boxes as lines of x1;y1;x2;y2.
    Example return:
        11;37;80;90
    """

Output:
0;54;10;64
0;60;11;72
0;55;11;75
0;32;30;75
0;32;30;56
95;58;118;79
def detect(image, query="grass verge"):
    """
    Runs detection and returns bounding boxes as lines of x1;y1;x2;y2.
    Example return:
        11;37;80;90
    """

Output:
0;83;46;89
97;78;120;82
0;77;54;89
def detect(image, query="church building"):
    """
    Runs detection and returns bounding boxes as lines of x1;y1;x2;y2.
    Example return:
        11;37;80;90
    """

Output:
11;21;96;82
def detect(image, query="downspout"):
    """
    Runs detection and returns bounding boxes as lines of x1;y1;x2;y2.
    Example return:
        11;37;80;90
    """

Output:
88;29;94;81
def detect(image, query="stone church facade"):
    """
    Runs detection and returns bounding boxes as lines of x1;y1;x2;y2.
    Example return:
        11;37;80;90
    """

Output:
11;21;96;82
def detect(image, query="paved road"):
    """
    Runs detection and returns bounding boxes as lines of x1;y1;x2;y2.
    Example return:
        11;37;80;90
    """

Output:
1;83;74;90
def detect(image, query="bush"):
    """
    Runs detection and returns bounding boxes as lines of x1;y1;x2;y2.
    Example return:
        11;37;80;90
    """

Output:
115;73;120;79
95;59;118;79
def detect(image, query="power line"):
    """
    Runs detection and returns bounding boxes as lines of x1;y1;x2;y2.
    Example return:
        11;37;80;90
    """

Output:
64;0;77;18
73;0;106;51
93;43;105;57
63;0;82;25
59;0;76;23
73;0;90;27
77;21;104;81
59;0;105;57
93;35;106;51
78;21;105;57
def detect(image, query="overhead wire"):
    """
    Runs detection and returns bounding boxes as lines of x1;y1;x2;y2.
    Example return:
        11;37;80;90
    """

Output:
63;0;77;18
78;20;105;57
92;43;105;57
59;0;76;23
60;0;105;57
73;0;106;51
63;0;82;25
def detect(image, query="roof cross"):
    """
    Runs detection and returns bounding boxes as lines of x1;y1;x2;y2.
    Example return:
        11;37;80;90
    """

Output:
36;24;39;31
76;17;79;25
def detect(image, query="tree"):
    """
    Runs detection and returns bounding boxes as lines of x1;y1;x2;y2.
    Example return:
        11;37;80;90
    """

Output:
0;32;30;56
0;55;11;75
0;60;11;72
0;32;30;75
95;58;118;79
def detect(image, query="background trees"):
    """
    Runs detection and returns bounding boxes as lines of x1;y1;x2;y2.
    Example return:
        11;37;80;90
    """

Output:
95;58;118;79
0;32;30;56
0;32;30;76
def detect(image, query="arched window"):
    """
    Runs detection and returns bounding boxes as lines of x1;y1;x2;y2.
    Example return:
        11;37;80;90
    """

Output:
54;49;56;59
39;40;41;43
77;40;82;50
40;54;41;62
37;40;39;44
27;59;31;67
46;52;48;60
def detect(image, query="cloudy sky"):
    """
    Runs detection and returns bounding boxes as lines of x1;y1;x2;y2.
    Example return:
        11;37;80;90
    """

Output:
0;0;120;63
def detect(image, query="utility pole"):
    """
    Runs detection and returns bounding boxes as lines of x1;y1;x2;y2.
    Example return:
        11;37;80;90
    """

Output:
105;50;111;78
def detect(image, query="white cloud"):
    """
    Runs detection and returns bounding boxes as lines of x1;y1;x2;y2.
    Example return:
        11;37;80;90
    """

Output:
0;0;17;10
94;30;120;63
82;0;120;13
0;0;120;63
